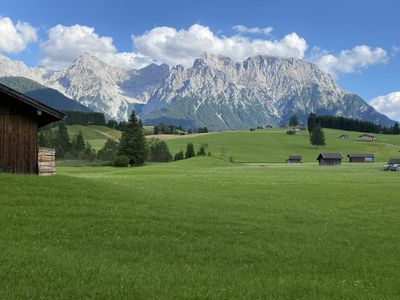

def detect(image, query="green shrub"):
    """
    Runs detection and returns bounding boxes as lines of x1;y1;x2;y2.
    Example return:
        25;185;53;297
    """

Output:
114;155;130;167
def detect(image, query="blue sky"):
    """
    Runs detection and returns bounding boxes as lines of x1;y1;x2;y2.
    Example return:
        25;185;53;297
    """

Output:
1;0;400;119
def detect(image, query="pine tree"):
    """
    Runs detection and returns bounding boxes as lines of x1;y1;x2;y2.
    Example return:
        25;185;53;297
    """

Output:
97;138;118;161
310;125;326;148
393;122;400;134
75;131;85;153
118;111;147;166
149;140;172;162
289;114;299;127
174;151;185;161
185;143;195;159
55;122;70;158
307;113;317;134
197;144;207;156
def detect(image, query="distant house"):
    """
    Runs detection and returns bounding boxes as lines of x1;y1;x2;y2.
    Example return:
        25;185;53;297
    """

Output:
338;134;349;139
286;155;302;163
358;134;376;141
0;83;64;174
347;153;375;163
293;124;306;131
316;152;343;166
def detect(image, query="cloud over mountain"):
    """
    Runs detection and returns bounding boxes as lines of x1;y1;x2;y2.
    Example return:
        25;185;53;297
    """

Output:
312;45;388;77
133;24;307;67
370;92;400;121
40;24;153;70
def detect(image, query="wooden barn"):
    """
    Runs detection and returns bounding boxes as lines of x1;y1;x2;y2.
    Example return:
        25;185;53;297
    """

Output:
0;83;64;174
316;152;343;166
286;155;302;163
347;153;375;163
358;134;376;141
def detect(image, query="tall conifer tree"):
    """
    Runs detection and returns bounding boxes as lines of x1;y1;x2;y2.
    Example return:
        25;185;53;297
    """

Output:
118;111;147;166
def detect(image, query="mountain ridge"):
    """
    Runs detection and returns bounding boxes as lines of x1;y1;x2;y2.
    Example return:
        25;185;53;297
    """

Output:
0;53;394;130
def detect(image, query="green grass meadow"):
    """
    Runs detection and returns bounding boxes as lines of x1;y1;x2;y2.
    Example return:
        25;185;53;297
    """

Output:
164;128;400;163
1;156;400;298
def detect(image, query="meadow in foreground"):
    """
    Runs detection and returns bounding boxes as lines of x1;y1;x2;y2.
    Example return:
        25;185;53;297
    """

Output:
1;157;400;299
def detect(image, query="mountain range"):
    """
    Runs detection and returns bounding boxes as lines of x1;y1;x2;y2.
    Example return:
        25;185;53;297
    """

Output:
0;53;394;130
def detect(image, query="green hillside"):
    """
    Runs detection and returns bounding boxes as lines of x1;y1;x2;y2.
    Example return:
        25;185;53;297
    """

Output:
50;125;122;150
1;158;400;298
52;125;400;160
164;128;400;163
0;76;90;112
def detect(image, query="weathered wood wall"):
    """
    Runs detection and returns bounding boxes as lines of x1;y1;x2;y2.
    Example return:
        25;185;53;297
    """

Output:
0;97;38;174
319;158;342;166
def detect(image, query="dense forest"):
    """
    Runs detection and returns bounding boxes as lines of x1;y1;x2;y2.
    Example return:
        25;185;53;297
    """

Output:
62;110;106;125
307;114;400;134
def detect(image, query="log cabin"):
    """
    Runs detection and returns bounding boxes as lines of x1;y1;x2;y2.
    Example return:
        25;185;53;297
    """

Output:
286;155;302;163
347;153;375;163
0;82;64;174
358;134;376;141
316;152;343;166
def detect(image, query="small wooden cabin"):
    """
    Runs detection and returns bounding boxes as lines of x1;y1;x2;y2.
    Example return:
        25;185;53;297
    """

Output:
286;155;302;163
358;134;376;141
338;134;349;139
317;152;343;166
293;125;306;131
0;83;64;174
347;153;375;163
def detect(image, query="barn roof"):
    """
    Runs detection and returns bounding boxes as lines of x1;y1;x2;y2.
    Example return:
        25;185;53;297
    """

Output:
388;158;400;164
0;82;64;127
347;153;375;158
359;133;376;138
316;152;343;160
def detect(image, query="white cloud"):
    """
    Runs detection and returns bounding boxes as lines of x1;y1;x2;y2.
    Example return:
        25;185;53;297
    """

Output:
37;22;390;77
312;45;388;77
233;25;273;35
40;24;153;70
370;92;400;121
133;24;307;67
0;16;37;54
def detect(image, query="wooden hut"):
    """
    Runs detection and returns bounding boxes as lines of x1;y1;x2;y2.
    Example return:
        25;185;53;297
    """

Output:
286;155;302;163
316;152;343;166
347;153;375;163
0;82;64;174
358;134;376;141
293;125;306;131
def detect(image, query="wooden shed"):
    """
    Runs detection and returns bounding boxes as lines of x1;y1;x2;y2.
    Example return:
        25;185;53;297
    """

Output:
0;83;64;174
316;152;343;166
286;155;302;163
358;134;376;141
347;153;375;163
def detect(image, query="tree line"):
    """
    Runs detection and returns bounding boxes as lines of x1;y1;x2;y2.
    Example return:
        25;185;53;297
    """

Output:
38;122;97;160
62;110;106;125
307;113;400;134
38;111;210;166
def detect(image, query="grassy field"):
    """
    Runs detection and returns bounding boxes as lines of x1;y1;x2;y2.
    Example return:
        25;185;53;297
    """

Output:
164;129;400;163
54;125;122;150
59;125;400;161
59;125;155;150
1;157;400;299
